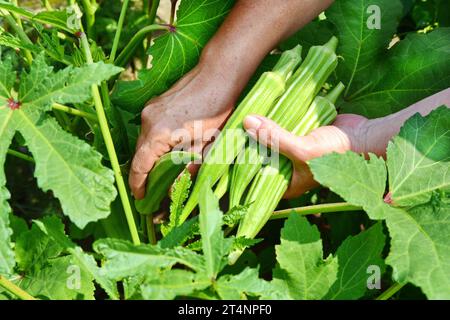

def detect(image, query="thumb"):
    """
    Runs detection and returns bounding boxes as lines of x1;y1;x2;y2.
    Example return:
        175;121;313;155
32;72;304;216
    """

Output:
243;115;300;160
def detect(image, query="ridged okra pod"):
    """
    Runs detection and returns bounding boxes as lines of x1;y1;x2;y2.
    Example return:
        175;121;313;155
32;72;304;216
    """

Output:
229;37;339;208
179;46;303;223
229;83;344;264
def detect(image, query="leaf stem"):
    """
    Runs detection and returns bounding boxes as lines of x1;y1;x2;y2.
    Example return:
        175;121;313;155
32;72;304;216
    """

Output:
52;103;98;122
79;33;140;245
81;0;96;38
109;0;130;63
270;202;362;220
376;282;406;300
7;148;34;163
115;24;167;67
148;0;160;22
146;214;157;244
0;276;37;300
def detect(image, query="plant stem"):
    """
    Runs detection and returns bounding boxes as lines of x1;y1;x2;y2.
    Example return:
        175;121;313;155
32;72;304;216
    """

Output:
79;33;140;245
42;0;53;11
115;24;167;67
376;282;406;300
146;214;156;245
109;0;130;63
0;276;37;300
148;0;160;22
81;0;95;38
270;202;362;220
52;103;98;122
7;149;34;163
170;0;178;25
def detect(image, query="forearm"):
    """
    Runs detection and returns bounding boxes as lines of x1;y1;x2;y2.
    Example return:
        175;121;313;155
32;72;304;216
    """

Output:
198;0;334;103
364;88;450;156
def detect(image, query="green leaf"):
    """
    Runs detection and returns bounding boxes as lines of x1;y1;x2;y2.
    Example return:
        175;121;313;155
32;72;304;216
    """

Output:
342;28;450;118
140;269;210;300
111;0;235;112
216;267;270;299
19;55;123;111
15;223;62;272
0;56;16;276
159;216;199;249
93;238;205;280
280;20;335;58
325;223;386;299
198;182;231;280
385;197;450;299
135;152;199;215
32;10;73;33
309;109;450;299
34;216;119;299
327;0;403;98
0;55;122;229
17;255;95;300
309;152;388;219
223;204;249;228
387;106;450;206
165;169;192;233
271;214;338;300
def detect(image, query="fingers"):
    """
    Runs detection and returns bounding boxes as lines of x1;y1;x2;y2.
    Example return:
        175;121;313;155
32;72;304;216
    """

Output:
129;143;159;199
243;115;302;161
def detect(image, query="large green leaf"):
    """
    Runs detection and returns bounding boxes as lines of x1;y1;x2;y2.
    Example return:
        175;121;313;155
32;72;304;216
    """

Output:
324;0;450;118
0;57;16;276
385;197;450;299
387;106;450;206
327;0;403;98
111;0;235;113
215;267;270;299
342;28;450;118
270;214;338;300
310;108;450;299
0;55;121;229
93;238;205;280
140;269;210;300
325;223;386;299
14;219;95;300
17;255;95;300
309;152;387;219
34;216;119;299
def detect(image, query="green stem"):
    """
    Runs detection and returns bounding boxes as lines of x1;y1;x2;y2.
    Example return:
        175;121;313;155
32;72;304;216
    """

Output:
7;149;34;163
79;33;140;245
52;103;98;122
42;0;53;11
146;214;156;245
1;10;33;64
270;202;362;220
169;0;178;25
148;0;160;22
115;24;167;67
0;276;37;300
376;282;406;300
81;0;95;38
109;0;130;63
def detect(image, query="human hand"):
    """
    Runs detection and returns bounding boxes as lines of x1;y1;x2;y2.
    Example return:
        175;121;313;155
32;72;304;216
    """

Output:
129;63;240;199
243;113;370;198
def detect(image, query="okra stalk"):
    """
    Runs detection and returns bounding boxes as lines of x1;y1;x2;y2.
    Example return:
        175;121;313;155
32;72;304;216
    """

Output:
179;46;303;223
229;83;344;264
229;38;339;208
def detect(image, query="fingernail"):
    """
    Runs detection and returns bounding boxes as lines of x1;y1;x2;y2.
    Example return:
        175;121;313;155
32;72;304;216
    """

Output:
244;115;262;130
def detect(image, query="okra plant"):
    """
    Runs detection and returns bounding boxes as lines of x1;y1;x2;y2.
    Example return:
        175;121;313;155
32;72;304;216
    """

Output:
0;0;449;301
